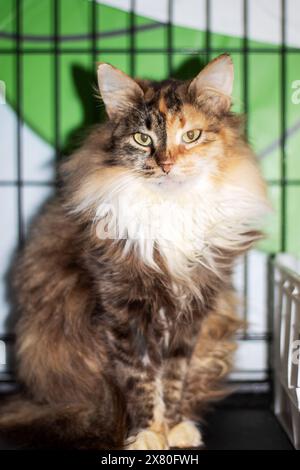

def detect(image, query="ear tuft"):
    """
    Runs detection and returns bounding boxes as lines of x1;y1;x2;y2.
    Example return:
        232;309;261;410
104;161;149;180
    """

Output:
97;63;144;118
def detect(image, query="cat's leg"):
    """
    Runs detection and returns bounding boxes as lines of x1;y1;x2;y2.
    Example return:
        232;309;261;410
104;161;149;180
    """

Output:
124;359;202;450
122;366;169;450
162;356;203;449
180;291;240;424
123;332;200;449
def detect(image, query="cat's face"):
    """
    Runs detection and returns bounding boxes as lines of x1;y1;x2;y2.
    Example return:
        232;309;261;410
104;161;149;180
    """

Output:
97;55;239;190
69;54;268;270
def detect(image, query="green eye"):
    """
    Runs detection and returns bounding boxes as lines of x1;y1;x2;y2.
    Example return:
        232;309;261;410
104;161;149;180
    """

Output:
182;129;202;143
133;132;152;147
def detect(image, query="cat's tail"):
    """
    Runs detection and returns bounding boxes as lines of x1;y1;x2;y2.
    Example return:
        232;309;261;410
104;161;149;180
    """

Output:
0;385;127;449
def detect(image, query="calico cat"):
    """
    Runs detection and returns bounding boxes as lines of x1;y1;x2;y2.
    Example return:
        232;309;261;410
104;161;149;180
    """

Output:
0;54;269;450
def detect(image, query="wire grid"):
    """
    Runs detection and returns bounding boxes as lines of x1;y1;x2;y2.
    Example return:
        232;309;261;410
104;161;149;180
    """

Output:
0;0;298;382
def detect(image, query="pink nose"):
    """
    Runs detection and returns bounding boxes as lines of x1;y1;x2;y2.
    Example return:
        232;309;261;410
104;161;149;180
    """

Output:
160;162;173;174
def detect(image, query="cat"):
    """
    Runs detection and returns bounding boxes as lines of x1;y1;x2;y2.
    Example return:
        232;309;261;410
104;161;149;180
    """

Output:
0;54;270;450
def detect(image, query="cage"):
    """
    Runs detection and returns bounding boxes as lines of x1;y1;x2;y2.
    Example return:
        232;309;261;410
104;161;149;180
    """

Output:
0;0;300;450
273;255;300;449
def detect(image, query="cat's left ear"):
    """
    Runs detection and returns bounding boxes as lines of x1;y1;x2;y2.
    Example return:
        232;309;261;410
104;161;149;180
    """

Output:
189;54;234;113
97;63;144;118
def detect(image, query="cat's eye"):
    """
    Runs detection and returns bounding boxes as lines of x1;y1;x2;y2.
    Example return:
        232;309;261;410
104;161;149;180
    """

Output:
133;132;152;147
182;129;202;144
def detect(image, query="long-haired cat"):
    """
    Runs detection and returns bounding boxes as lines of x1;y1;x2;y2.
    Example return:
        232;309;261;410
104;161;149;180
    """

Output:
0;54;269;449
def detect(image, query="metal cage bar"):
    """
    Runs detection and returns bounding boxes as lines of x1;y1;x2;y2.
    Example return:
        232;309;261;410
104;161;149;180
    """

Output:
241;0;249;337
53;0;61;165
1;47;300;54
280;0;287;252
15;0;24;248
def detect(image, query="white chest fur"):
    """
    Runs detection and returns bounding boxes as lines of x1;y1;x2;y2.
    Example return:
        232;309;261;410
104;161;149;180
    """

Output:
74;165;270;284
93;175;268;279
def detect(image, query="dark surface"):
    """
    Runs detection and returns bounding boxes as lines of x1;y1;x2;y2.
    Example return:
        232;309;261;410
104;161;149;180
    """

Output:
0;388;294;450
204;408;293;450
203;391;293;450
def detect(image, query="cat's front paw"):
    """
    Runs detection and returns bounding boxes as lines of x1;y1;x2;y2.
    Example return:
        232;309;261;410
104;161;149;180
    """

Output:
126;429;169;450
167;420;203;449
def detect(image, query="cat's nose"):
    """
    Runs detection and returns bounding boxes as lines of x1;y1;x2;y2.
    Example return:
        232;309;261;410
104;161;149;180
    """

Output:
160;162;173;174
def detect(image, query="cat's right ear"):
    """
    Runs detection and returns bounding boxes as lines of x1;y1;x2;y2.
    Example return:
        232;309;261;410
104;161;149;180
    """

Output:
97;63;144;118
